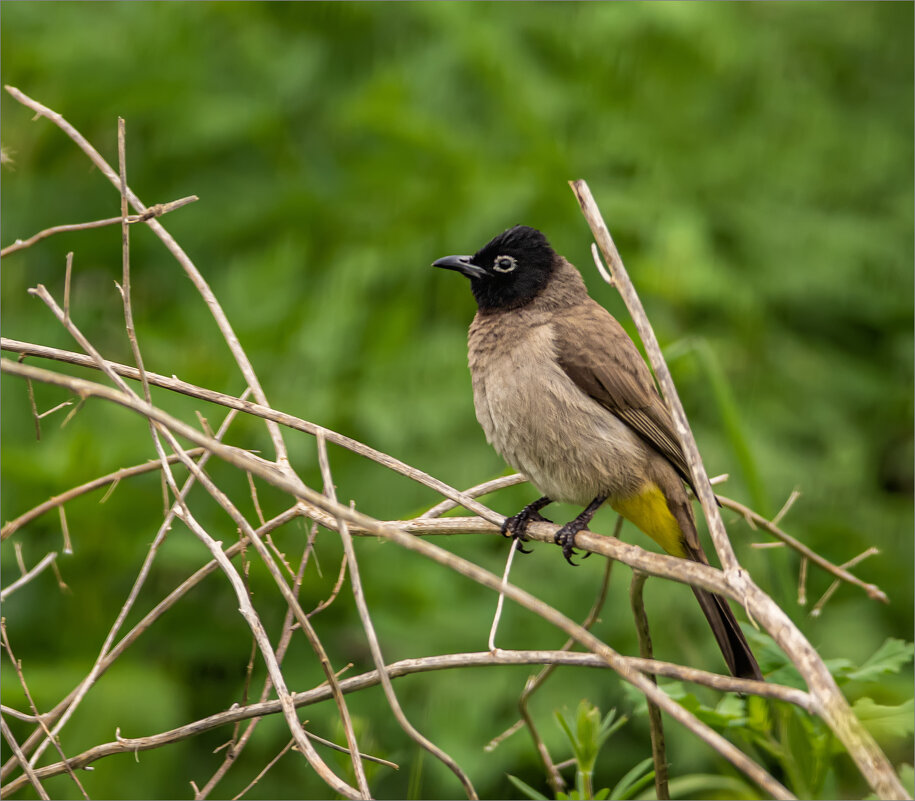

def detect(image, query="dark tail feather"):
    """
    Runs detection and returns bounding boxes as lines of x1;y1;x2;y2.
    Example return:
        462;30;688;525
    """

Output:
691;586;763;681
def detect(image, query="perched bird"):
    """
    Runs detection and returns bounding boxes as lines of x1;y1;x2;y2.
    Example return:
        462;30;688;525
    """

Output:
433;225;762;680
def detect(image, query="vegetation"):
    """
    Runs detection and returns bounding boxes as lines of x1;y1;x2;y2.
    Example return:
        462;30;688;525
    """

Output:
1;3;912;799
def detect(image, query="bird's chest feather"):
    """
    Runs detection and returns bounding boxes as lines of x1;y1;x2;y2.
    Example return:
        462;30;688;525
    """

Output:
467;314;645;505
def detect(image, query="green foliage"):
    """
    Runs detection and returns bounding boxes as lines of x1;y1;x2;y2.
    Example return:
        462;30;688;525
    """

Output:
620;637;914;799
1;3;912;799
509;702;653;801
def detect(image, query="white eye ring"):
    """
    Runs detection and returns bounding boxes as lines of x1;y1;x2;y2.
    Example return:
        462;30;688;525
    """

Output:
493;254;517;273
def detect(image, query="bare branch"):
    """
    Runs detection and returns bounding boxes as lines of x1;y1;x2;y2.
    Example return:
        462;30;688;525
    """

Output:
630;571;670;800
0;552;58;601
4;85;289;465
1;648;810;798
720;493;887;603
1;450;206;540
569;178;905;800
316;432;460;798
0;338;507;528
0;198;198;258
0;719;49;801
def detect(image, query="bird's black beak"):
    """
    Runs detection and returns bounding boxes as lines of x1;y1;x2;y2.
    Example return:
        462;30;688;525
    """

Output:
432;254;488;280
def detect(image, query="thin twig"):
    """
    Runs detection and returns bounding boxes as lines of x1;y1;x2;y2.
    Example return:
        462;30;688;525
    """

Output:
488;538;522;651
232;739;296;800
630;571;670;801
1;648;810;798
0;719;49;801
0;552;58;601
57;506;73;555
308;552;348;618
719;494;887;603
36;400;72;420
63;252;73;324
247;472;267;526
1;622;89;799
420;473;527;518
13;543;26;574
798;557;809;607
18;353;40;440
772;489;801;527
810;547;880;618
317;432;446;798
1;450;206;540
0;198;198;258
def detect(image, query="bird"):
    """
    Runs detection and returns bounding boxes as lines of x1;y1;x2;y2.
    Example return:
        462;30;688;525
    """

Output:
433;224;762;680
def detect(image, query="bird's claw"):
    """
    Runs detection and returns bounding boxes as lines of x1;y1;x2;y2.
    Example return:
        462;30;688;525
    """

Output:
554;524;580;565
500;506;552;554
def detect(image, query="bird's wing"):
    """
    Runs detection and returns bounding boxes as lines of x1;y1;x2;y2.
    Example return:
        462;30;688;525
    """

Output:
552;301;695;489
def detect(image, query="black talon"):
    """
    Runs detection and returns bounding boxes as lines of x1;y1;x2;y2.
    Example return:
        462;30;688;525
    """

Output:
554;493;609;566
500;495;553;554
554;524;580;565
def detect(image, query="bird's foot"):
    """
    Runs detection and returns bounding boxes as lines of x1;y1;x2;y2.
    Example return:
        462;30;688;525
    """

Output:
501;502;553;554
554;494;608;565
554;520;586;565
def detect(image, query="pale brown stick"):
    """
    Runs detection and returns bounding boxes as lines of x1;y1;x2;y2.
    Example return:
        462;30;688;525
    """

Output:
570;179;905;800
720;494;887;603
0;198;198;258
0;552;58;601
316;433;473;799
4;85;289;466
0;506;303;785
630;572;670;801
1;648;807;799
0;719;49;801
1;451;206;540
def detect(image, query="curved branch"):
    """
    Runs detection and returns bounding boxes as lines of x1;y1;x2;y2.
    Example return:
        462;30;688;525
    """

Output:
1;358;792;799
0;649;809;798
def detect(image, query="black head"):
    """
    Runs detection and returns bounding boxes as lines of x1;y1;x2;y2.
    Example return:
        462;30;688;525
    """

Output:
432;225;558;312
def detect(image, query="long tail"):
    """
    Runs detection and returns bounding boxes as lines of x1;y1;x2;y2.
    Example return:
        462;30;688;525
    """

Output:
611;478;762;680
690;585;762;680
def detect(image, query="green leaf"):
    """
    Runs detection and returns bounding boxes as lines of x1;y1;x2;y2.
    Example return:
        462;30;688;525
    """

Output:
635;773;757;800
852;697;915;741
507;774;550;801
846;639;915;682
609;758;655;800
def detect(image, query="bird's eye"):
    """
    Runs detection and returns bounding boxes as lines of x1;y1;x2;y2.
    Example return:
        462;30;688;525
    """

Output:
493;255;517;273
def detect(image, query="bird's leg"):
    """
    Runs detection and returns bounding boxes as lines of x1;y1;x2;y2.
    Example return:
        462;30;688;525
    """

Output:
501;495;553;553
555;494;608;565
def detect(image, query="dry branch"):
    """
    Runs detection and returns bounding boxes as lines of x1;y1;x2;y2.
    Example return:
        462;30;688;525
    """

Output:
570;179;906;800
1;338;887;607
1;90;906;801
0;649;810;798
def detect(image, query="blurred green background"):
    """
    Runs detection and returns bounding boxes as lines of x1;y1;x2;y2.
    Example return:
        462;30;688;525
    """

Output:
1;3;912;799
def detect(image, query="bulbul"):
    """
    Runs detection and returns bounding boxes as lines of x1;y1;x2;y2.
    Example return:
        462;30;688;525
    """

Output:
433;225;762;680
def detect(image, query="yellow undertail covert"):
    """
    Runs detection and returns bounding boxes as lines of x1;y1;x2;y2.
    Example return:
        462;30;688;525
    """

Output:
610;481;689;558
